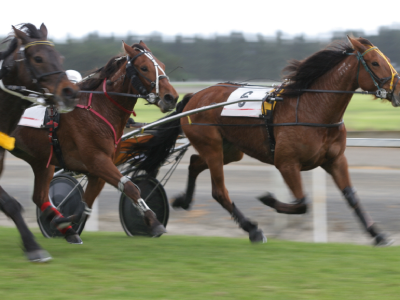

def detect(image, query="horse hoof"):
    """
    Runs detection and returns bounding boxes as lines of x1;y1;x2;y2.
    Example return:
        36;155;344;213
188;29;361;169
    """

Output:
65;234;83;245
249;228;267;243
171;195;191;210
374;233;394;247
151;225;167;237
25;249;52;263
257;193;277;208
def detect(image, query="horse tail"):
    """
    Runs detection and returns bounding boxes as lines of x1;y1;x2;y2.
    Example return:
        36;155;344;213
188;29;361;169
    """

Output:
123;93;193;176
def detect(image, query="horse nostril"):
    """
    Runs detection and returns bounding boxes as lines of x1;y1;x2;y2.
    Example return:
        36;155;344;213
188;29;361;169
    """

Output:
163;93;175;103
61;87;75;99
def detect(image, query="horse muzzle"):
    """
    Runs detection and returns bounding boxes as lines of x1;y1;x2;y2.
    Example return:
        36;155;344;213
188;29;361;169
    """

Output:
391;93;400;107
46;88;79;113
158;93;178;113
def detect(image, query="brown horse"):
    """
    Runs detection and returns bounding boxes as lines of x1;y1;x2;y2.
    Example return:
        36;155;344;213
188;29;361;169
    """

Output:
0;23;79;262
126;37;400;245
9;41;178;245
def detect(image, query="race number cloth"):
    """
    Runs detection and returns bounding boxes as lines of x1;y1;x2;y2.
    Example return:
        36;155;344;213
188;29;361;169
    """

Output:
221;87;274;118
18;105;46;128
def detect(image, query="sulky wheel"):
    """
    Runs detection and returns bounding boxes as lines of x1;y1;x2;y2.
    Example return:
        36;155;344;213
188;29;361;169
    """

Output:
119;175;169;237
37;174;86;238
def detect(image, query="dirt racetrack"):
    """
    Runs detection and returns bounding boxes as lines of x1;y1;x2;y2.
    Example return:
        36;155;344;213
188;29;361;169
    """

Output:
0;131;399;246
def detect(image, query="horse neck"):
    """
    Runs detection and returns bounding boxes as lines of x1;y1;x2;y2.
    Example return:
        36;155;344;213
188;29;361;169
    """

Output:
297;56;359;124
87;77;137;134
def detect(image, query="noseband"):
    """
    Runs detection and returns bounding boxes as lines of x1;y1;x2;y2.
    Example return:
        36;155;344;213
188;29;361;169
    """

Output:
347;46;400;103
125;48;169;104
20;41;66;90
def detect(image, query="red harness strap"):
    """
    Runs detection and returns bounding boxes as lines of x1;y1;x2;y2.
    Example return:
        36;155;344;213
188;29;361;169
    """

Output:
46;107;59;168
76;78;136;151
102;79;137;116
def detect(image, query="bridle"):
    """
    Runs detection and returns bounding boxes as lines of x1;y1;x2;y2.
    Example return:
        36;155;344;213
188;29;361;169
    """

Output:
125;47;169;104
0;40;65;105
346;46;400;104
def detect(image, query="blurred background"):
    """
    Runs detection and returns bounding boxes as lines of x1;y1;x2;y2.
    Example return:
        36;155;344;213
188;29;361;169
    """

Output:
0;0;399;246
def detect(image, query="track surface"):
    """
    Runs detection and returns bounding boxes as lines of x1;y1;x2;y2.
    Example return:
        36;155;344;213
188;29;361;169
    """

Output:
1;145;399;246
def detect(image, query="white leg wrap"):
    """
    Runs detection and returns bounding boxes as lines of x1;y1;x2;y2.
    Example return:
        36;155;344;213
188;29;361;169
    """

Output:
84;205;92;216
118;176;131;192
133;198;151;214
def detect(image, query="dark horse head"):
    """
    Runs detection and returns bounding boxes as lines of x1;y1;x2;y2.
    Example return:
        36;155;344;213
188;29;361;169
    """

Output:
0;23;79;111
122;41;179;112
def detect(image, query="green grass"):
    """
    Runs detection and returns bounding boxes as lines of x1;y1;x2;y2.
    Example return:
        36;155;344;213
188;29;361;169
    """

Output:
132;94;400;131
345;94;400;131
1;228;399;299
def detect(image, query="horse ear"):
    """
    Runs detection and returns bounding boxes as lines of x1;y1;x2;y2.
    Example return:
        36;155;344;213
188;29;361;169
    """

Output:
12;25;30;45
139;40;151;51
347;35;356;50
39;23;48;39
122;40;134;56
347;35;367;52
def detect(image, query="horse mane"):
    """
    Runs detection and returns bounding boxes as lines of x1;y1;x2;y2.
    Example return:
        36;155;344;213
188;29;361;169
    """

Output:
0;23;46;60
17;23;46;39
78;43;145;91
281;38;373;95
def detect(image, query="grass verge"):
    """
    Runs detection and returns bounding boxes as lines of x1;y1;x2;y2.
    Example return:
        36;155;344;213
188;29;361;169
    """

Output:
0;228;399;299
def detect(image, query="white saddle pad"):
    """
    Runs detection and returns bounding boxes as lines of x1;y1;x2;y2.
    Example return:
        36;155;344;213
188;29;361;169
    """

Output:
18;105;46;128
221;86;274;118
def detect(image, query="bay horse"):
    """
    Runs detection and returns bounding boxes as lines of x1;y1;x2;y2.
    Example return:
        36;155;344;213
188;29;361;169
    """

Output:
126;37;400;245
0;23;79;262
9;41;179;245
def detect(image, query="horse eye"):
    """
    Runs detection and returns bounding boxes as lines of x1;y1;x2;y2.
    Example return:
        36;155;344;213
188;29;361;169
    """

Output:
140;66;148;72
34;56;43;63
372;62;379;67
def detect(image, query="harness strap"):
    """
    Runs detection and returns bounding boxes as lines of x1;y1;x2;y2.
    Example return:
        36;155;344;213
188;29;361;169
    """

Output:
76;93;121;148
45;107;67;169
102;79;136;116
76;88;129;150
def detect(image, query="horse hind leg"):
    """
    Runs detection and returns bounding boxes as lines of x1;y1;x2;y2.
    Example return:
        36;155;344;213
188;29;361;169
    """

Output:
173;141;244;210
199;144;265;243
172;154;208;210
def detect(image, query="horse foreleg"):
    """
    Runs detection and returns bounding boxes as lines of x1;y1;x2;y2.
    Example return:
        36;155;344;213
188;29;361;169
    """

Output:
31;162;82;244
322;154;393;246
85;155;166;237
0;186;51;262
0;149;51;262
259;162;308;214
83;175;106;209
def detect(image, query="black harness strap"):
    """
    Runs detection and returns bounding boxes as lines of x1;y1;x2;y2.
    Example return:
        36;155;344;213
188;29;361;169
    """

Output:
45;107;67;170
